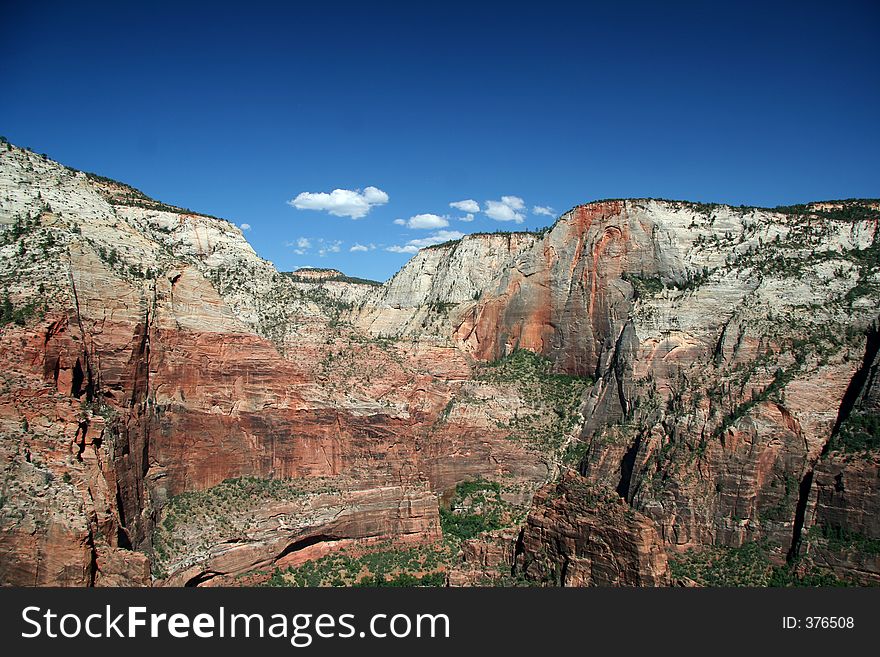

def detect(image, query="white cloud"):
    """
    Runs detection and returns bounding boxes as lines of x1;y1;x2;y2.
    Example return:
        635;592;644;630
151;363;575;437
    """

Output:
450;199;480;213
386;230;464;254
501;195;525;210
403;213;449;230
393;213;450;230
386;245;420;254
350;243;376;252
458;213;475;222
288;186;389;219
409;230;464;247
532;205;555;217
484;196;526;223
286;237;312;255
240;223;251;231
318;239;342;256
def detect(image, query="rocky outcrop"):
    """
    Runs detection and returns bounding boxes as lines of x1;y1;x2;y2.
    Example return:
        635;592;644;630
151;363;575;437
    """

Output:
157;482;441;586
515;472;671;586
447;527;520;586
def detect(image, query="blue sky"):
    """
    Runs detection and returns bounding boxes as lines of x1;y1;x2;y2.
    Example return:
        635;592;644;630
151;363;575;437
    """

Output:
2;1;878;281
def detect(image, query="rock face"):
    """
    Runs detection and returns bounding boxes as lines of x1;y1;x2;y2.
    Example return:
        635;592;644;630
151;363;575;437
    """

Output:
0;143;549;585
1;140;878;586
515;473;671;586
801;324;880;582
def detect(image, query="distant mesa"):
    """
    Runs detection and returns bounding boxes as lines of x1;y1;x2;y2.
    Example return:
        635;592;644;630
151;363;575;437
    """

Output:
289;267;343;281
282;267;382;286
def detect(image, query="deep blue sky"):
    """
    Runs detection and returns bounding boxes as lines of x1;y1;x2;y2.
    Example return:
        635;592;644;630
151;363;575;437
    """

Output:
2;1;878;281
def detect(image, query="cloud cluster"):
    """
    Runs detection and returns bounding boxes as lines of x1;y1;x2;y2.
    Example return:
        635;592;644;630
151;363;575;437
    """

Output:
350;243;377;252
386;230;464;254
318;240;342;256
532;205;555;217
286;237;342;257
288;186;389;219
285;237;312;255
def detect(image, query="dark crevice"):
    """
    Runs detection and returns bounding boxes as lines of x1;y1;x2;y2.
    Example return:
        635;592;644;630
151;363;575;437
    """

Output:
115;488;132;549
275;534;335;562
787;469;814;562
824;323;880;455
510;527;525;576
616;436;641;501
185;571;220;587
116;527;132;550
86;531;98;587
71;359;85;398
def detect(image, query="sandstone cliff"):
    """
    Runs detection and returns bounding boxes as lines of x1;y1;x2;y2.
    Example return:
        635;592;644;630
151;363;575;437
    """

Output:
354;196;879;584
1;140;877;586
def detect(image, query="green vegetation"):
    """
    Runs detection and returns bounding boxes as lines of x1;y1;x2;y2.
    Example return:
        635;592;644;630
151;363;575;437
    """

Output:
811;524;880;556
669;542;855;587
440;478;505;541
0;213;41;246
715;366;797;436
759;474;799;523
0;292;44;327
159;477;337;522
476;349;591;456
774;200;880;223
622;268;713;299
623;273;664;297
263;542;450;587
711;200;879;301
830;411;880;454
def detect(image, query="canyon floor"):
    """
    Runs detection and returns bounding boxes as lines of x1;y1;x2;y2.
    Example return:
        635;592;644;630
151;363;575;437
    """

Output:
0;139;878;586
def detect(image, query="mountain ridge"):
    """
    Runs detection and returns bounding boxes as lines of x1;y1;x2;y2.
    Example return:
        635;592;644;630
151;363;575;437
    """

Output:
0;140;878;587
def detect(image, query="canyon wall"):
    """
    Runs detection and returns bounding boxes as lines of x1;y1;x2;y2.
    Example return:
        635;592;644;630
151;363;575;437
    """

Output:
1;141;877;586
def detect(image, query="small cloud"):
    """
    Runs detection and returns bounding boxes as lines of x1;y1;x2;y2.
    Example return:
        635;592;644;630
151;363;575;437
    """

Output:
458;213;475;222
485;195;526;223
386;229;464;254
240;223;252;231
393;218;406;225
532;205;555;217
288;186;389;219
450;199;480;213
350;243;377;252
408;229;464;247
400;213;449;230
